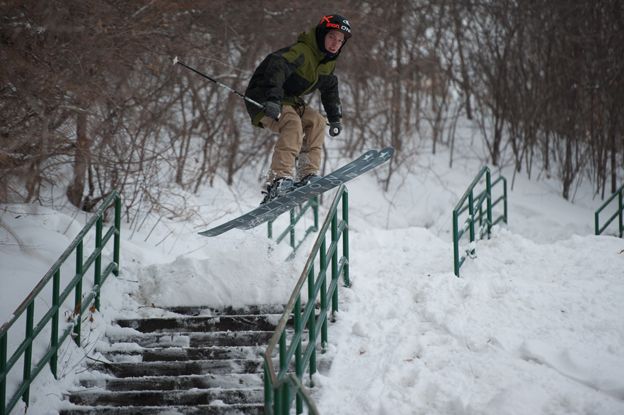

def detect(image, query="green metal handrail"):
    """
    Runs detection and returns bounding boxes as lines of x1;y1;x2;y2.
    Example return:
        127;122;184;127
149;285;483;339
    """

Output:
268;196;319;253
452;167;507;277
263;185;349;415
595;184;623;237
1;191;121;415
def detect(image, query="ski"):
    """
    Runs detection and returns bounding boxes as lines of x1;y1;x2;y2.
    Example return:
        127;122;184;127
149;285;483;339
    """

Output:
198;147;394;237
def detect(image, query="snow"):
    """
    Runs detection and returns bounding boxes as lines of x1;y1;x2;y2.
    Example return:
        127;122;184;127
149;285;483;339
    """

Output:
1;133;623;414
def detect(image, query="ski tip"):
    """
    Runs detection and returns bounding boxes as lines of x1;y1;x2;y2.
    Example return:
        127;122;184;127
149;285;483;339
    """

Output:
380;146;395;157
172;56;179;65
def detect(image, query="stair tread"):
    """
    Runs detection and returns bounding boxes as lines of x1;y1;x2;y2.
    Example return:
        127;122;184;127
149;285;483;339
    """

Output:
88;358;265;377
114;315;283;333
100;345;267;363
79;373;263;391
104;330;277;348
163;304;287;316
68;387;264;406
60;402;264;415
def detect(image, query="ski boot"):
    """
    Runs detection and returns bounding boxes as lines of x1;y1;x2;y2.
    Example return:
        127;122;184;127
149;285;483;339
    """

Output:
295;173;319;187
260;177;294;204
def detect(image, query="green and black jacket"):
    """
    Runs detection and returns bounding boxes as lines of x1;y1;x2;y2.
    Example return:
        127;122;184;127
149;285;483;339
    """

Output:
245;27;343;127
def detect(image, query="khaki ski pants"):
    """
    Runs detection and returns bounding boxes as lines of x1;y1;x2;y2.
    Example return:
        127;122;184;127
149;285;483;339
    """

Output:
261;105;326;182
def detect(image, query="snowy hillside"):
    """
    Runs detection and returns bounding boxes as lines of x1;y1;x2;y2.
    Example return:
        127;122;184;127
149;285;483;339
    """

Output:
1;133;623;414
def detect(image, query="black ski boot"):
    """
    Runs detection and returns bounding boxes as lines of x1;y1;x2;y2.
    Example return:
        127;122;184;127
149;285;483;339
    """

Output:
261;177;295;204
295;173;319;187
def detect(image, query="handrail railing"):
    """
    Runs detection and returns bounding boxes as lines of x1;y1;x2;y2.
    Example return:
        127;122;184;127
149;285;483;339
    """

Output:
595;184;623;237
263;185;349;415
268;196;319;253
452;167;507;277
1;191;121;415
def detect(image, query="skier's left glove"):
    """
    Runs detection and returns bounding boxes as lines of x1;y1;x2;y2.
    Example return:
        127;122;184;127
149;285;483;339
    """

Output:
328;121;342;137
263;101;281;121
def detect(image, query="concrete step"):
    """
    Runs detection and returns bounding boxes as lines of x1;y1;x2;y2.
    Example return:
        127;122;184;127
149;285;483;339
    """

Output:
104;330;276;348
114;314;281;333
100;345;265;363
67;388;263;407
79;373;263;391
88;359;264;378
164;304;287;316
60;403;263;415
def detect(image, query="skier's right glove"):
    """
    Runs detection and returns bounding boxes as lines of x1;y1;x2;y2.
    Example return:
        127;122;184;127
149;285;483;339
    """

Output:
263;101;281;121
329;121;342;137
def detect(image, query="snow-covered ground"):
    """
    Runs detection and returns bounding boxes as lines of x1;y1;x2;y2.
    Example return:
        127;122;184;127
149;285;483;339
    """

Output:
1;131;623;414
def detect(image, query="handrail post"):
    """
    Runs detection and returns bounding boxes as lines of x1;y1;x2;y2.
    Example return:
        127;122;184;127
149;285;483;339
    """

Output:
619;190;623;238
278;332;287;415
113;195;121;276
468;191;475;255
73;241;83;345
503;177;508;223
341;190;350;287
94;218;103;310
294;296;303;414
320;236;328;351
289;210;296;249
331;208;339;315
306;266;317;380
313;195;319;230
22;303;34;405
50;270;60;378
453;210;460;277
1;332;6;415
486;168;493;238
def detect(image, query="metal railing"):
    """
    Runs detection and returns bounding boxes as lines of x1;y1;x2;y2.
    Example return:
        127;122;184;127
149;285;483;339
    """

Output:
1;191;121;415
268;196;319;253
595;184;623;237
452;167;507;277
263;185;349;415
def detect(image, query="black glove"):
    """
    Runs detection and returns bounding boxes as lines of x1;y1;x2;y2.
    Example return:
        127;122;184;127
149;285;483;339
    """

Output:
263;101;281;121
329;121;342;137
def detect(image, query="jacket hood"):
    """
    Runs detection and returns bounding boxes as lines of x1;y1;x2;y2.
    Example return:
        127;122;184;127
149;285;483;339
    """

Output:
298;28;342;61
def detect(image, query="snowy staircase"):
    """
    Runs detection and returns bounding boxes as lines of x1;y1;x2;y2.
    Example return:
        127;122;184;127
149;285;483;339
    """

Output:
60;305;291;415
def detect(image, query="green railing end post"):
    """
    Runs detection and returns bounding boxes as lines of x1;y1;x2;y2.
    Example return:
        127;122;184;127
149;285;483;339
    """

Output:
503;177;508;224
452;210;460;277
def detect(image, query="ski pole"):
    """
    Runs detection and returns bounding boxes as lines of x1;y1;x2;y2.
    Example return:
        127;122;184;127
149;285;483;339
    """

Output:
173;57;338;134
173;56;264;109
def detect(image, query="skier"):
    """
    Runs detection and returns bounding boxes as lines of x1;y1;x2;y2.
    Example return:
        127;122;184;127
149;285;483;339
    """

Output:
244;14;352;204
